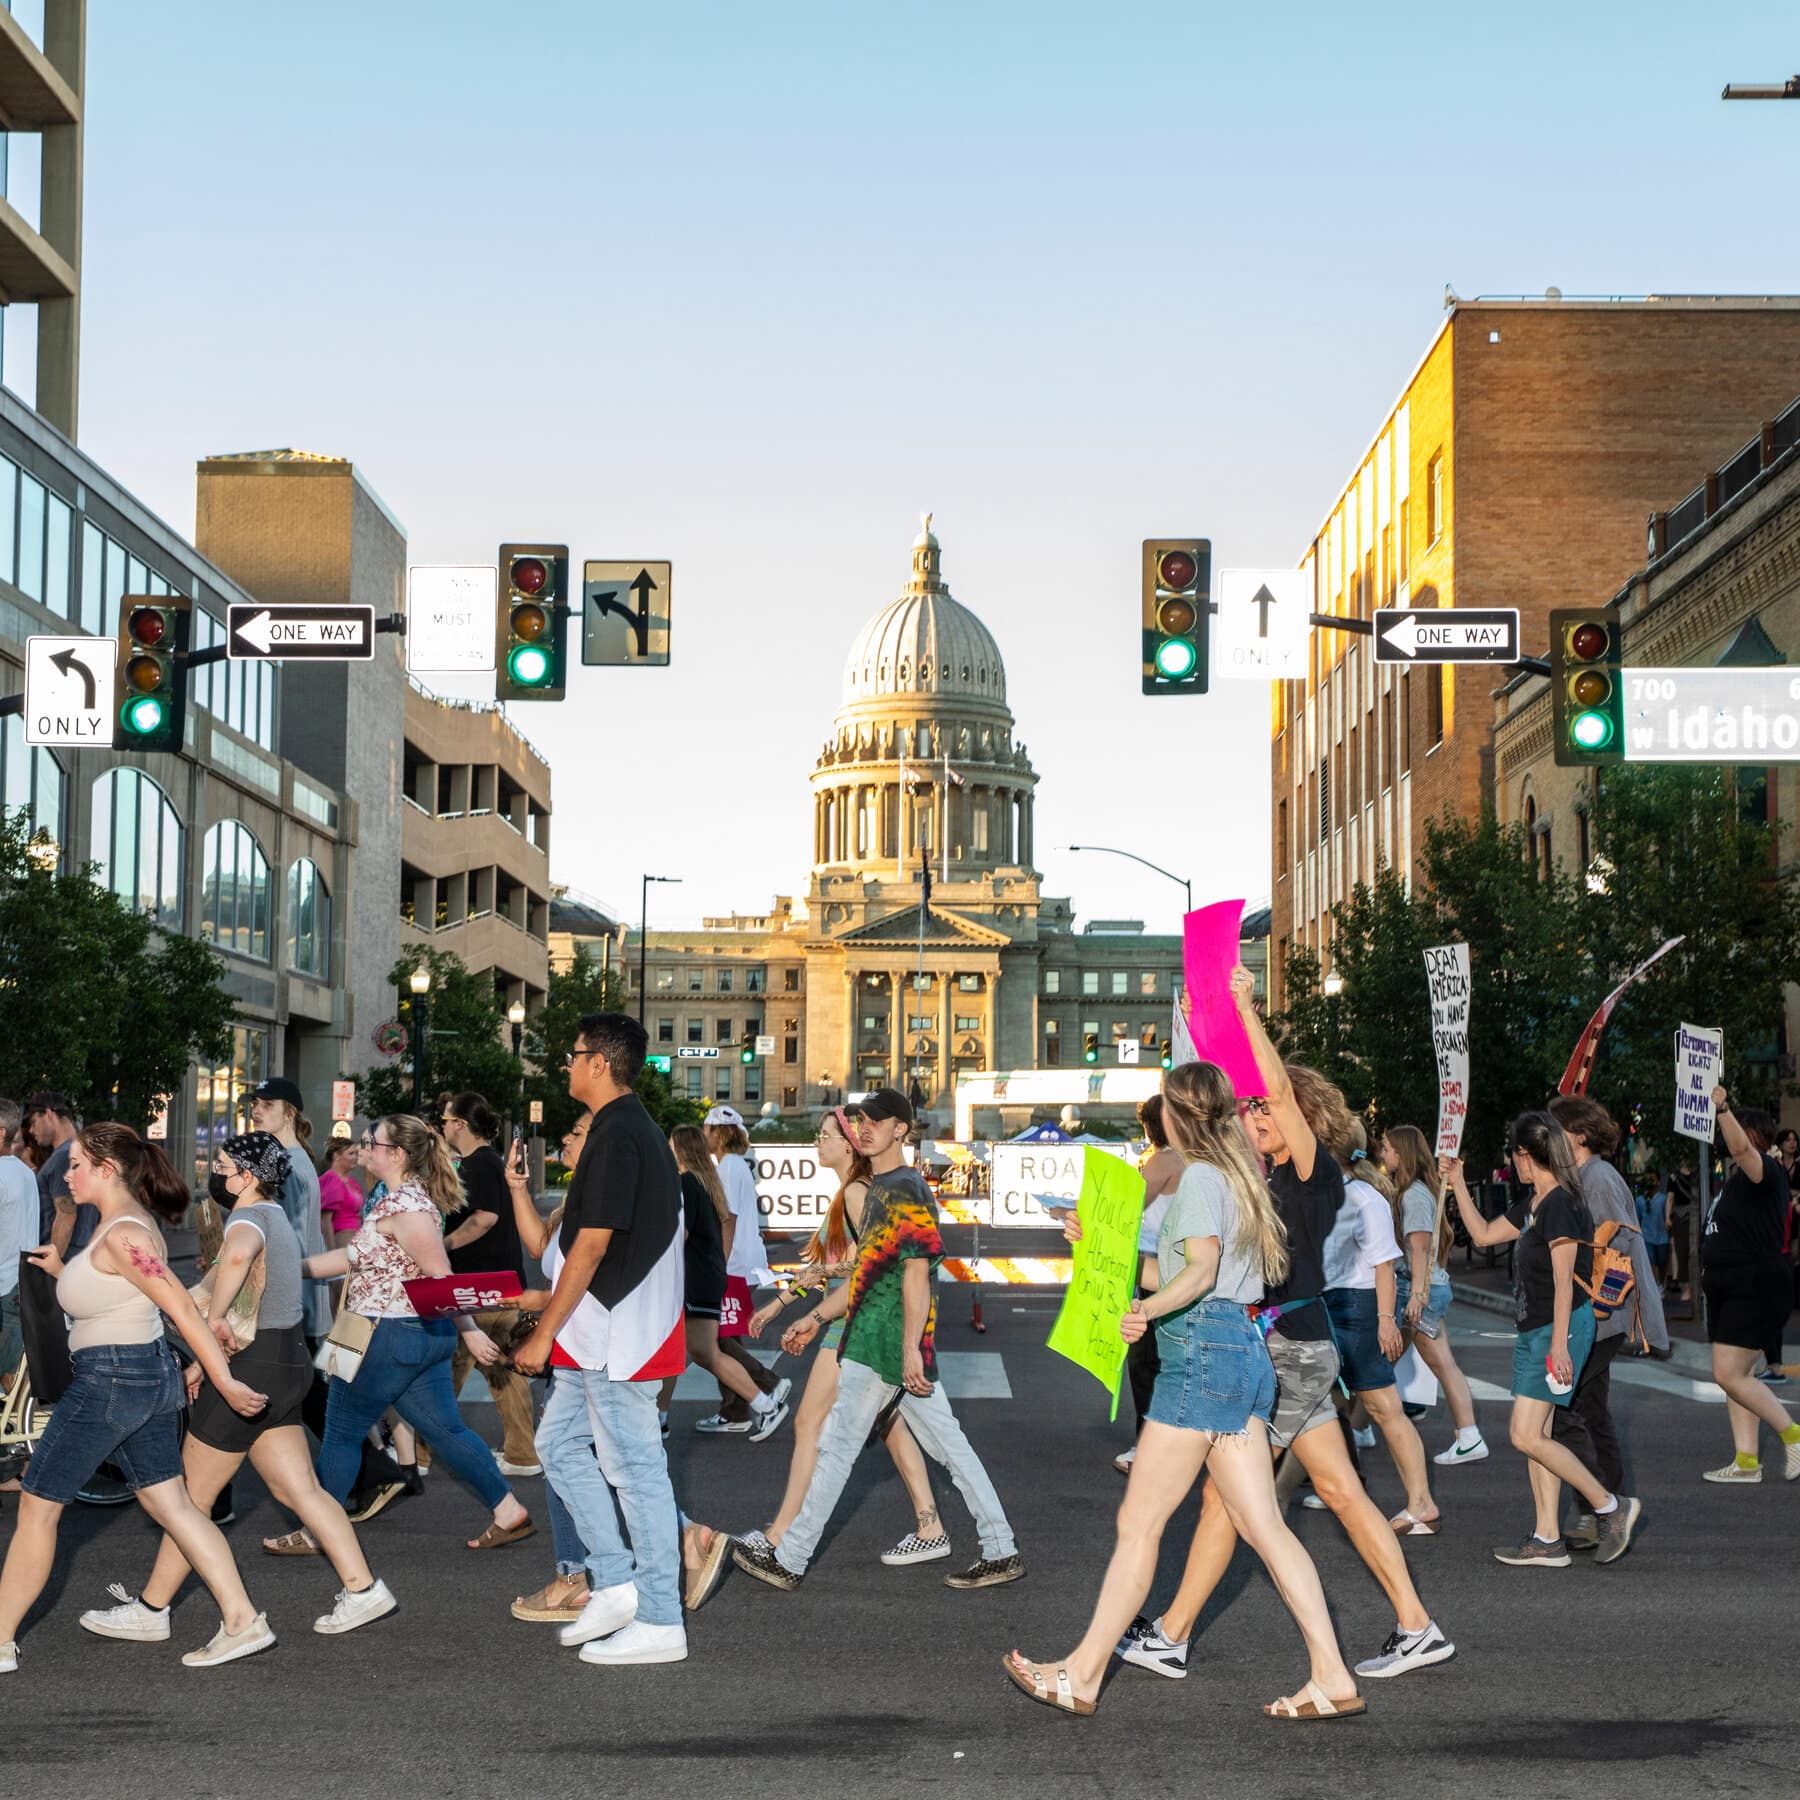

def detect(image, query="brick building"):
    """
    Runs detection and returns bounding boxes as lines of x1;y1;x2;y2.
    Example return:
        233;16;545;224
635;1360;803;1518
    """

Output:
1270;294;1800;1006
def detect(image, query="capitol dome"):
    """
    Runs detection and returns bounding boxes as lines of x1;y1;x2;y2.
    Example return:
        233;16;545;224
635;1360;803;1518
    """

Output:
841;515;1007;706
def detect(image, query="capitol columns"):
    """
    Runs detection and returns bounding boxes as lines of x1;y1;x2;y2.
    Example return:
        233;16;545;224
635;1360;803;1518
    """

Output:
889;968;905;1091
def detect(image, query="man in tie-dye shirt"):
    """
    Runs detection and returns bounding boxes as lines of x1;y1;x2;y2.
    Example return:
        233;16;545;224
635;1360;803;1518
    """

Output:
733;1087;1023;1592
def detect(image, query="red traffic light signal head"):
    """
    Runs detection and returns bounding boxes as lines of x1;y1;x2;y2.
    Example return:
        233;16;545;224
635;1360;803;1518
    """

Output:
1568;621;1609;662
1157;548;1200;591
127;606;167;647
510;556;548;597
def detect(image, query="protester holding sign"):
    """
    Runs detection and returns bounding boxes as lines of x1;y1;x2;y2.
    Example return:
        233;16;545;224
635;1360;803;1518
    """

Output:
1116;1097;1184;1475
1698;1085;1800;1485
1007;1058;1362;1721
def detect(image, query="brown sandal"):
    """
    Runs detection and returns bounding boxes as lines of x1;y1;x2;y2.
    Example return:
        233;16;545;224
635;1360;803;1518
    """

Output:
468;1515;536;1551
1002;1652;1097;1716
511;1575;589;1621
261;1529;319;1556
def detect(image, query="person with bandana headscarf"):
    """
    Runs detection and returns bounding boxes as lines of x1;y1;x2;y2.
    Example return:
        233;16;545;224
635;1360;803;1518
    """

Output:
78;1130;399;1647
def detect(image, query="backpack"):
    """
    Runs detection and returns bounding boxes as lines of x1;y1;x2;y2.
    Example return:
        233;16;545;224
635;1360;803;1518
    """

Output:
1574;1219;1646;1350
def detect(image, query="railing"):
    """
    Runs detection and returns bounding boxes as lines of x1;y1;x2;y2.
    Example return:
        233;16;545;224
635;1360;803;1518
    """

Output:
1653;390;1800;560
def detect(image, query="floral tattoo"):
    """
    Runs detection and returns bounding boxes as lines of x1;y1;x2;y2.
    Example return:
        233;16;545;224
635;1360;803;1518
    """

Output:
122;1237;170;1284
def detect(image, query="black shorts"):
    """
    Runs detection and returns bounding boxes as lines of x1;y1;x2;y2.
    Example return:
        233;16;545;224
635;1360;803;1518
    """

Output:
188;1322;314;1454
1703;1263;1791;1351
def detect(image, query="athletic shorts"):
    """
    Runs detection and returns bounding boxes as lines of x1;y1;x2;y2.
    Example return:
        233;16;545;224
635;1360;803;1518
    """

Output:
188;1322;313;1454
1511;1306;1595;1407
1266;1333;1342;1448
1704;1262;1791;1351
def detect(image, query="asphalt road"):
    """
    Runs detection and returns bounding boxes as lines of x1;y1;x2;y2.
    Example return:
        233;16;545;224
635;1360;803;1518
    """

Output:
4;1299;1797;1800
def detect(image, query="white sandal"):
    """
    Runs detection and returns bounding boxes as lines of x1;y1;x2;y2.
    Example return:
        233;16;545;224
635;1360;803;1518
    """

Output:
1003;1653;1097;1716
1264;1678;1367;1721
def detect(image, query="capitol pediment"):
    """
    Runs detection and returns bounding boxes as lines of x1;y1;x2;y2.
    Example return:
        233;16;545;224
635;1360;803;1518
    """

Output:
833;903;1013;949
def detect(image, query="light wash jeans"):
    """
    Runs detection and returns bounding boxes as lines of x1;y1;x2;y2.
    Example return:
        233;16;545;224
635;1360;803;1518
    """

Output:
536;1370;681;1627
777;1356;1016;1576
542;1373;588;1579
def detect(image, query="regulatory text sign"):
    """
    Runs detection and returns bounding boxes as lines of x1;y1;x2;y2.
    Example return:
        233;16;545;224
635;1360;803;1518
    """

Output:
24;635;115;746
228;603;374;660
583;561;672;667
1375;607;1519;664
1214;568;1309;681
1623;668;1800;761
408;565;497;674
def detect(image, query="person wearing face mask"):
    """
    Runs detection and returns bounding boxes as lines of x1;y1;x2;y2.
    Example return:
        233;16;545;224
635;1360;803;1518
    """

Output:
79;1132;396;1646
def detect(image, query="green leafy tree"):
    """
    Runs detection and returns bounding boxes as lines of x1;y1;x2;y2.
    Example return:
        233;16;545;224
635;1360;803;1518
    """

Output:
1265;943;1354;1095
0;808;233;1129
356;947;517;1123
1327;861;1435;1135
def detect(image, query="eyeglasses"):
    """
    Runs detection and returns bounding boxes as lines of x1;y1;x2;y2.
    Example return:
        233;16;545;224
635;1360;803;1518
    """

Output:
562;1048;602;1068
1239;1097;1271;1116
367;1138;397;1153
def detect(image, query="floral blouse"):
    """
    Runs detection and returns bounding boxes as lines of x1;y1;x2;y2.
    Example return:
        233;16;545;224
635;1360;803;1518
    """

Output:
346;1182;442;1318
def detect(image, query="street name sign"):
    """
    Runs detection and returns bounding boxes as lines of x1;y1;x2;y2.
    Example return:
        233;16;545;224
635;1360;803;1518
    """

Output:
228;603;374;660
1620;668;1800;762
583;560;672;666
1375;607;1519;664
1215;568;1309;681
408;565;497;673
24;635;115;745
677;1045;721;1060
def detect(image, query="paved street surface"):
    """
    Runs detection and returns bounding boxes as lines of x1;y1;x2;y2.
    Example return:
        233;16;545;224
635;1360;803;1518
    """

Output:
6;1300;1796;1799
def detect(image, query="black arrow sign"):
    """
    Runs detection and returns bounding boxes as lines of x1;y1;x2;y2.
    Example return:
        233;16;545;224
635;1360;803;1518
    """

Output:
49;646;96;709
589;568;657;660
1251;584;1277;640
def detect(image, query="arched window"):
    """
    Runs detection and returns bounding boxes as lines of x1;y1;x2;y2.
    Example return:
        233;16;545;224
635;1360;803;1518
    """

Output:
286;857;331;978
200;820;271;960
1;714;65;845
91;768;182;927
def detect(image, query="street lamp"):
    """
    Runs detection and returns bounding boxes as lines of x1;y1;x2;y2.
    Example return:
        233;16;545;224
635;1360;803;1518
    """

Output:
1323;972;1345;998
1064;844;1192;915
408;965;432;1113
1722;75;1800;98
508;999;527;1138
637;874;681;1022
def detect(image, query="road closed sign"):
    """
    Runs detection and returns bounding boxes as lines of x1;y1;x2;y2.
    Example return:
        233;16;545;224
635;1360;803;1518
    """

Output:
751;1145;838;1234
986;1141;1134;1228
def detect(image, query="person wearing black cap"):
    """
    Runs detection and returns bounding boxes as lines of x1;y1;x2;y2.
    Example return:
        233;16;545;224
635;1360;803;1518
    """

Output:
80;1131;396;1645
733;1087;1023;1592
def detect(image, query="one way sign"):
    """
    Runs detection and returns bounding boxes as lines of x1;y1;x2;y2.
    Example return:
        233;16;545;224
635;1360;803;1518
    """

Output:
228;603;374;661
1374;607;1519;664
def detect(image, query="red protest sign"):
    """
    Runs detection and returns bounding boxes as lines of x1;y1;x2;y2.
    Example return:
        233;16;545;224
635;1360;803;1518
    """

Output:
402;1272;523;1318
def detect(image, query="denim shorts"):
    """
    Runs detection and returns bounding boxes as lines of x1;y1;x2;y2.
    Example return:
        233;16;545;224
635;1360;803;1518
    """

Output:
23;1339;185;1504
1146;1300;1276;1438
1511;1305;1596;1406
1323;1286;1396;1394
1393;1266;1453;1340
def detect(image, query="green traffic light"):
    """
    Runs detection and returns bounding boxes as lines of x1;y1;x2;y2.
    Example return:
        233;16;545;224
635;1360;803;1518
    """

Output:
123;694;167;736
1153;636;1199;681
1571;710;1613;751
508;643;553;686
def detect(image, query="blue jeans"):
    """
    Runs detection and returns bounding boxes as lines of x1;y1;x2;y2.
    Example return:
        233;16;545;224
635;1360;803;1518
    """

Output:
777;1356;1016;1576
542;1373;588;1578
318;1317;509;1511
0;1290;20;1380
535;1371;680;1626
22;1340;185;1504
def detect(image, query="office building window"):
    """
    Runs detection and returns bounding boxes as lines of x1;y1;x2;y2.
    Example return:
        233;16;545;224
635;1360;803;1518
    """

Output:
1082;1019;1099;1040
1429;667;1445;747
657;1018;674;1043
746;968;765;992
0;457;14;584
686;1067;705;1096
16;470;44;603
1426;453;1444;546
1399;498;1410;580
783;968;799;991
907;1013;932;1032
782;1086;798;1109
91;768;182;928
686;1017;702;1043
784;1036;798;1065
1044;1020;1061;1066
717;968;733;992
1081;971;1099;995
958;973;982;992
192;1024;268;1195
654;967;675;991
717;1018;733;1044
742;1071;761;1104
715;1069;734;1099
686;968;703;991
1109;971;1127;995
954;1014;981;1033
0;715;64;843
1278;798;1289;876
1044;970;1061;995
1140;1021;1159;1048
285;857;330;978
1139;972;1156;995
200;821;272;961
1111;1020;1130;1042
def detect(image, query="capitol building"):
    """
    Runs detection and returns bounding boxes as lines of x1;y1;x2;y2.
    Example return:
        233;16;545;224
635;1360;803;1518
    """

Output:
568;521;1188;1126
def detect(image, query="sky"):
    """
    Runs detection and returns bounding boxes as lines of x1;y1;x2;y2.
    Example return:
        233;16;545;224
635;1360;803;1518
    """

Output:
41;1;1800;933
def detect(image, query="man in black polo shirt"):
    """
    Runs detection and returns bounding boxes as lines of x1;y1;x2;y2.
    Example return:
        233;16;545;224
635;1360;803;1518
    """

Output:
514;1014;688;1666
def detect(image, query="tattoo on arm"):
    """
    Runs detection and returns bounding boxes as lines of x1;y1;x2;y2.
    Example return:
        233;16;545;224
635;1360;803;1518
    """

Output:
123;1237;171;1283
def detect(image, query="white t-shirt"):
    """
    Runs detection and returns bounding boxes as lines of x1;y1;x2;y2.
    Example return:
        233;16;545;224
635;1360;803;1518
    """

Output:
1322;1175;1403;1291
717;1153;771;1284
0;1154;37;1298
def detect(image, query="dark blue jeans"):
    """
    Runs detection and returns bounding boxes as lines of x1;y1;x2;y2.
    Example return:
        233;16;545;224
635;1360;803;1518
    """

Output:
318;1316;508;1510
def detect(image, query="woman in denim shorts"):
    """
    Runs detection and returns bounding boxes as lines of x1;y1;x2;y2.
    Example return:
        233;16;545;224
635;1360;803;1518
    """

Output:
0;1124;273;1675
1006;1059;1362;1721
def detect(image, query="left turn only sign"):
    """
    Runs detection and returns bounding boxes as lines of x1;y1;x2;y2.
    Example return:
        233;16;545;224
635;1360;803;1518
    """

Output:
25;635;116;746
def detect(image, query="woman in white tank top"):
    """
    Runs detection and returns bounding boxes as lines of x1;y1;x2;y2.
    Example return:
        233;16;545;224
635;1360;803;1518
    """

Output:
0;1124;274;1676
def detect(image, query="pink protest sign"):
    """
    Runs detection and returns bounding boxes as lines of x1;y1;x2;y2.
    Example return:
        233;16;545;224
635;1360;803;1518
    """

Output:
1179;900;1267;1099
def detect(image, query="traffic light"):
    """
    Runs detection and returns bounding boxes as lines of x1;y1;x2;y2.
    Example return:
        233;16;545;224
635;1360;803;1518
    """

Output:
112;595;191;751
739;1031;756;1066
646;1054;673;1074
496;543;570;700
1082;1031;1100;1065
1549;606;1624;766
1160;1038;1173;1071
1141;539;1211;696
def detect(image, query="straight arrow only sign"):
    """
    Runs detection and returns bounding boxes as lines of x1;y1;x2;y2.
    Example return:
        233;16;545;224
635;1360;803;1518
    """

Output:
228;603;375;661
1374;607;1520;665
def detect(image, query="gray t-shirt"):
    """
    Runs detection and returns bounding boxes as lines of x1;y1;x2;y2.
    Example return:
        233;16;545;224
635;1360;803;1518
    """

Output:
278;1152;331;1337
1157;1161;1263;1307
222;1199;305;1330
1397;1180;1440;1276
1574;1156;1669;1350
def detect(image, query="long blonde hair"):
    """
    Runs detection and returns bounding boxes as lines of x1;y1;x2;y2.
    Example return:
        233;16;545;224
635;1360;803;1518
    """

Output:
379;1113;463;1216
1161;1062;1289;1287
1383;1123;1453;1264
669;1124;730;1227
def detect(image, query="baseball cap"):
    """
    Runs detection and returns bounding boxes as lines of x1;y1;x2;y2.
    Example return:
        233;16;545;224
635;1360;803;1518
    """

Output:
704;1105;746;1129
856;1086;913;1126
250;1077;304;1109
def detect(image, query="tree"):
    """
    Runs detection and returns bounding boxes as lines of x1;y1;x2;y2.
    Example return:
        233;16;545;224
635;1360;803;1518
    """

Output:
0;808;234;1129
525;953;630;1142
355;947;517;1123
1327;860;1435;1136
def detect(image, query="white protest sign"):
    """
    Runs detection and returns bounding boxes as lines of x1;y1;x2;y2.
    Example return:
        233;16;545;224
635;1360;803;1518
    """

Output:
1423;943;1470;1158
1673;1023;1723;1142
750;1145;838;1234
986;1140;1133;1229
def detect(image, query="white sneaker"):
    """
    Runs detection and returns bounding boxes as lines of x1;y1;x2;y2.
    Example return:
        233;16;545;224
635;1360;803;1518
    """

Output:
577;1618;688;1665
313;1579;398;1636
1113;1446;1136;1475
694;1413;753;1435
747;1398;790;1443
1355;1620;1456;1679
558;1581;638;1647
1702;1461;1763;1483
495;1452;544;1478
0;1641;16;1675
1115;1614;1189;1679
181;1613;276;1668
80;1583;171;1642
771;1377;792;1408
1433;1437;1489;1467
880;1530;952;1566
1787;1439;1800;1483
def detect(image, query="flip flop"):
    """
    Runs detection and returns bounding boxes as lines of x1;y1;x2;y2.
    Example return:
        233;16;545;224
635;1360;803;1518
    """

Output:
684;1528;732;1612
1264;1679;1367;1722
1002;1652;1097;1716
261;1529;319;1556
468;1515;536;1551
1389;1510;1442;1537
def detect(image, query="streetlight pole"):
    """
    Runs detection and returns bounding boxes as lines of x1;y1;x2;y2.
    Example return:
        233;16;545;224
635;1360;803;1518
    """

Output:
408;965;432;1114
637;874;681;1023
508;999;526;1140
1722;75;1800;98
1065;844;1193;915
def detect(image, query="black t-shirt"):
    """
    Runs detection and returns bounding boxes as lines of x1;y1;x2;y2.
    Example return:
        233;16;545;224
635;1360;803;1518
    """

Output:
1705;1151;1788;1268
1264;1150;1345;1341
681;1171;728;1310
1505;1184;1594;1332
443;1143;524;1282
560;1091;683;1310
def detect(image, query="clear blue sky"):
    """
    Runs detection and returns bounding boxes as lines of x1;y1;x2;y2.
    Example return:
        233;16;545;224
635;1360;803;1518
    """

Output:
66;1;1800;932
